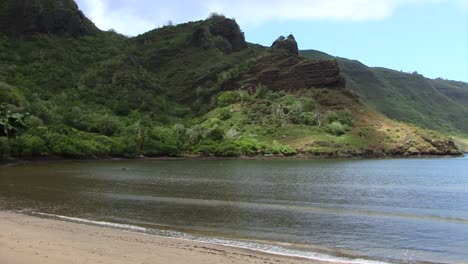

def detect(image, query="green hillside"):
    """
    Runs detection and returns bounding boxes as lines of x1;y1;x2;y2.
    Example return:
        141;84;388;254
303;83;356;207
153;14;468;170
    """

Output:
301;50;468;137
0;0;462;160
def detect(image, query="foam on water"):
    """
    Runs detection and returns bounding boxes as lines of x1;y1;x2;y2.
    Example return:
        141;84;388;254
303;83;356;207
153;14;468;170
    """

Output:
33;212;148;232
28;211;390;264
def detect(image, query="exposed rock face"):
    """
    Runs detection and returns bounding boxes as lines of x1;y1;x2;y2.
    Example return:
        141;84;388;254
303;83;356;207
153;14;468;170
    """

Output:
241;50;346;91
0;0;98;36
420;136;461;155
208;17;248;53
224;34;345;91
271;34;299;55
385;134;462;157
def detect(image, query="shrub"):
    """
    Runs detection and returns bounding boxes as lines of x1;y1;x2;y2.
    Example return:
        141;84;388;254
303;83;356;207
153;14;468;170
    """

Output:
235;137;260;156
0;137;11;159
120;136;140;158
300;112;317;126
187;125;207;145
144;138;179;157
246;102;270;124
266;141;297;156
217;91;240;107
93;135;125;156
38;126;115;158
326;111;355;127
218;108;232;120
288;102;304;124
207;127;225;141
213;142;240;157
78;140;101;157
225;128;241;140
206;118;222;128
298;97;316;112
325;122;349;136
172;124;186;140
282;98;316;125
144;127;180;156
193;142;216;156
45;132;84;158
265;90;285;101
13;134;47;157
87;114;121;136
0;83;25;106
280;146;298;156
208;12;226;20
254;84;269;99
279;95;297;111
194;140;241;157
25;115;44;127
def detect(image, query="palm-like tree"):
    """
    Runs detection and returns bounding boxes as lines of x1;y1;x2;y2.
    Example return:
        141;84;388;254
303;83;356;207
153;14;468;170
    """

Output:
0;105;27;139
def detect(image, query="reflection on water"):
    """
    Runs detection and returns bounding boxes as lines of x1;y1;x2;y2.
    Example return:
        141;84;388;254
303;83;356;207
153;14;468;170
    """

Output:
1;157;467;263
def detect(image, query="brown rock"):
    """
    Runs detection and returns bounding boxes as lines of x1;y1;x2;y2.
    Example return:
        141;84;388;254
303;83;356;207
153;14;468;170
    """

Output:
271;34;299;55
246;55;345;91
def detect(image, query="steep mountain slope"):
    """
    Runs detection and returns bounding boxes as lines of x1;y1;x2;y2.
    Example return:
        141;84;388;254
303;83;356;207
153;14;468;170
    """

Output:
432;79;468;106
301;50;468;136
0;0;461;159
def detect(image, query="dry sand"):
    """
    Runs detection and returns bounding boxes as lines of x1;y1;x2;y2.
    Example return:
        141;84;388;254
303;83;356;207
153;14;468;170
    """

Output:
0;211;327;264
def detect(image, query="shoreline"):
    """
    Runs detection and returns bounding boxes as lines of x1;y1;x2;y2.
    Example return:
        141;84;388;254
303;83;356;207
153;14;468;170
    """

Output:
0;210;338;264
1;152;465;166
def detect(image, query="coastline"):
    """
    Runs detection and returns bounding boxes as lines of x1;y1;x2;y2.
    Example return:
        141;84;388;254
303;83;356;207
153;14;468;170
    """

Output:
0;211;330;264
0;152;464;166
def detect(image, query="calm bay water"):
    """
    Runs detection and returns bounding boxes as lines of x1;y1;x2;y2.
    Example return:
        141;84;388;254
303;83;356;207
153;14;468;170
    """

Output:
1;156;467;263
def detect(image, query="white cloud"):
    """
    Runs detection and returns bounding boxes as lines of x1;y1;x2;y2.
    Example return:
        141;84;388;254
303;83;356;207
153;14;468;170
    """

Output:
75;0;467;36
80;0;154;36
208;0;397;23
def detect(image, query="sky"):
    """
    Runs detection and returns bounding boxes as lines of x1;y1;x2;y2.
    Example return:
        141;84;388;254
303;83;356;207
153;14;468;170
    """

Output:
75;0;468;82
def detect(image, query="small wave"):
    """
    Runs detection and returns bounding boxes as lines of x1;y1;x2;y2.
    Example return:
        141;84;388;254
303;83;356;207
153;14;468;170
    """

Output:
28;211;389;264
193;238;390;264
32;212;148;232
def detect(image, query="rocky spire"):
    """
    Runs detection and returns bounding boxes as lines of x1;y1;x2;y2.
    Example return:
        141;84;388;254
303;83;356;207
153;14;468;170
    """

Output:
271;34;299;55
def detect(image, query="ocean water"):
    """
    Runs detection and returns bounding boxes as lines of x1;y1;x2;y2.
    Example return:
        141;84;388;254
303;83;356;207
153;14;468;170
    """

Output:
1;156;467;263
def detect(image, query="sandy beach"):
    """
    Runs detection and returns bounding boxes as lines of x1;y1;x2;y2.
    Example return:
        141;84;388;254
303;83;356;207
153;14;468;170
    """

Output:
0;211;325;264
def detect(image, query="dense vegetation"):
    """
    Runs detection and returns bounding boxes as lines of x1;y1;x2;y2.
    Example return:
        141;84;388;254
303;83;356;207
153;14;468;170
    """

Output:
0;0;463;159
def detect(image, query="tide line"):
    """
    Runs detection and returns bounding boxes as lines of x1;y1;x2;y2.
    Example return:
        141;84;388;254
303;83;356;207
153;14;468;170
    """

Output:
28;211;389;264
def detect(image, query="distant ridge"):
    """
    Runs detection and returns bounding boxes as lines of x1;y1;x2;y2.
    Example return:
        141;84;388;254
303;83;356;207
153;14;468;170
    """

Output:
301;50;468;136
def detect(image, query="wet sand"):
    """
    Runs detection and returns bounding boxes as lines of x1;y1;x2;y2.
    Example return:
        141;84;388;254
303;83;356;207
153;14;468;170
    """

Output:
0;211;326;264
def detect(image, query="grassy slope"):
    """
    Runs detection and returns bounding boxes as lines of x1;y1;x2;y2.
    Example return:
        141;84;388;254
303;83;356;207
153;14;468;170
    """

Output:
300;50;468;137
453;137;468;152
0;18;462;159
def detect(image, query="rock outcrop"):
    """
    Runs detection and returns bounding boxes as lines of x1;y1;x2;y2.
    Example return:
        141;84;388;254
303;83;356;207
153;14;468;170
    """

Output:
208;16;248;53
190;16;248;54
271;34;299;55
0;0;98;36
238;36;346;91
420;135;461;155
